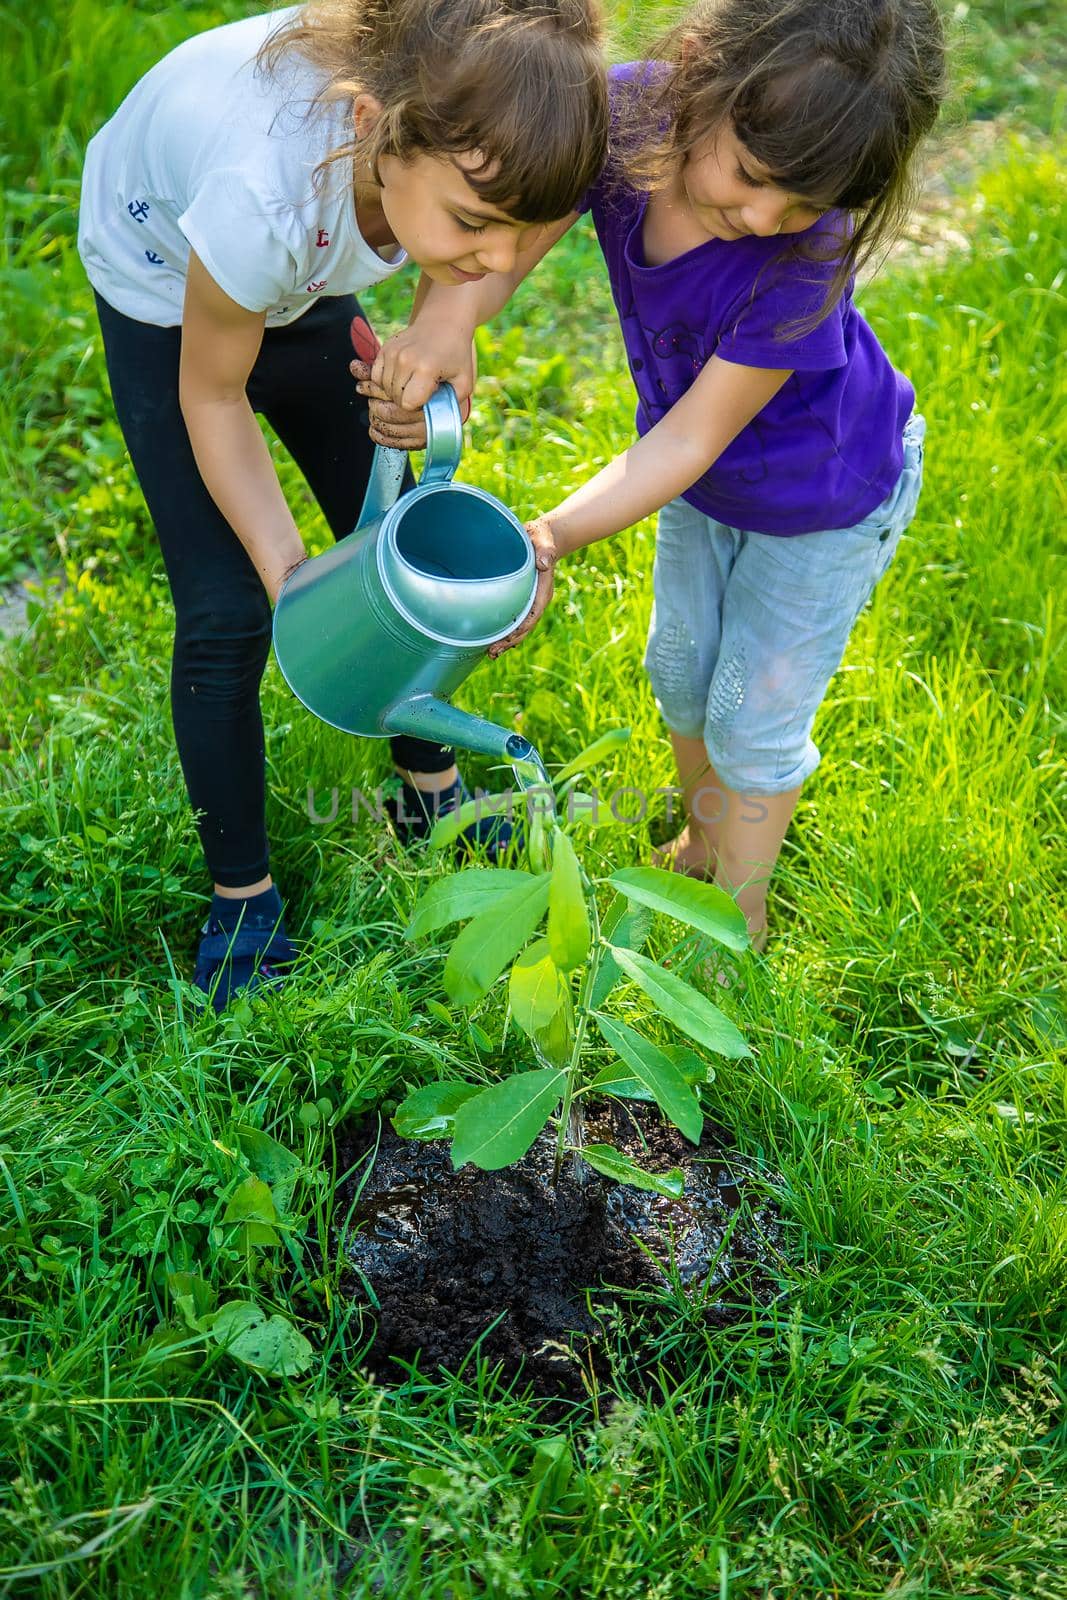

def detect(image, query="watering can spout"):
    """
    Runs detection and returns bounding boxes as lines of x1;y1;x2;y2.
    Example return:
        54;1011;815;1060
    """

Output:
382;694;536;768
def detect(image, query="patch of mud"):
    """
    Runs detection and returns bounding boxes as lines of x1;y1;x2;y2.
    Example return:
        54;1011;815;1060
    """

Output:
335;1100;781;1400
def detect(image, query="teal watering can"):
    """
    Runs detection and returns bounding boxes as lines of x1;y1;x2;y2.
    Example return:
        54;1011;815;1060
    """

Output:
272;384;540;770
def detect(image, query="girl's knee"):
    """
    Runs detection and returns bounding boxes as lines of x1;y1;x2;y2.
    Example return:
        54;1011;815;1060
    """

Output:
701;639;825;793
645;611;712;727
174;595;273;690
178;589;272;648
703;730;820;796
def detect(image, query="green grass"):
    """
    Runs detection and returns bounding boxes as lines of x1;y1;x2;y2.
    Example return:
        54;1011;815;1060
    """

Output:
2;3;1066;1596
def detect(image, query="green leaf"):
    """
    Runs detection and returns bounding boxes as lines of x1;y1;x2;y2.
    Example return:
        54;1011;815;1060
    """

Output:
295;1392;341;1421
443;874;551;1007
392;1080;481;1140
532;983;576;1071
553;726;631;785
235;1125;301;1212
468;1021;493;1053
663;1043;713;1083
595;1016;704;1143
524;1436;574;1508
589;892;653;1010
210;1300;260;1341
240;1225;277;1250
580;1144;686;1198
558;790;607;829
223;1176;276;1226
609;946;750;1060
508;937;577;1069
222;1176;279;1245
451;1068;565;1171
168;1271;215;1331
527;801;549;872
915;1004;982;1058
510;938;570;1036
429;794;513;850
609;866;749;952
590;1065;656;1102
592;1043;712;1102
547;829;590;971
408;1466;452;1492
528;1534;564;1577
210;1300;313;1378
406;868;532;940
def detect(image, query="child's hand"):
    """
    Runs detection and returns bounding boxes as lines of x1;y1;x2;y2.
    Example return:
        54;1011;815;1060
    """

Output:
369;320;476;411
352;360;473;448
348;315;429;449
487;517;559;659
351;360;433;449
349;311;474;448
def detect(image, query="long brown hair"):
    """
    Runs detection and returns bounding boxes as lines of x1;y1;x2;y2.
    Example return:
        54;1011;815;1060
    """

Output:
259;0;609;223
619;0;947;327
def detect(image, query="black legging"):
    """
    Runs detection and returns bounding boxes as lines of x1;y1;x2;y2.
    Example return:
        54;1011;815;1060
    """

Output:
94;291;453;888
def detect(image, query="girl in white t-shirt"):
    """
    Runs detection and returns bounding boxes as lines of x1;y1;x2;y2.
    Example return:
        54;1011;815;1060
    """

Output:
78;0;607;1012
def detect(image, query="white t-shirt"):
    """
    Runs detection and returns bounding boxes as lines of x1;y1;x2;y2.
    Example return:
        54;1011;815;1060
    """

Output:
78;7;407;328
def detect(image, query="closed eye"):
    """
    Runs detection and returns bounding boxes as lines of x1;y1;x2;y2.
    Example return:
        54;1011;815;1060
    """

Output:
453;215;489;234
736;164;829;217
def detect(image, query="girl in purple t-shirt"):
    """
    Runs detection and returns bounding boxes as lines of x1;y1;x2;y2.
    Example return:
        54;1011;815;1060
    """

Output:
359;0;946;951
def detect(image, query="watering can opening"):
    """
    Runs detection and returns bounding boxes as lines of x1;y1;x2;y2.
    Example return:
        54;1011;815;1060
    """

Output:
381;480;536;647
393;488;530;583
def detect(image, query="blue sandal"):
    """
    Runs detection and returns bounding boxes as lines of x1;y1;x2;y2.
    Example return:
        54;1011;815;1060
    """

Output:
192;919;297;1013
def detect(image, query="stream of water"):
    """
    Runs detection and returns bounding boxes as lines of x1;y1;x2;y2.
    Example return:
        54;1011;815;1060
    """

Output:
505;734;556;820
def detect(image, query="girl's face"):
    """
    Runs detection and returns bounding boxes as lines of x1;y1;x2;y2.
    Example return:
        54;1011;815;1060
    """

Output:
376;149;544;284
679;121;831;241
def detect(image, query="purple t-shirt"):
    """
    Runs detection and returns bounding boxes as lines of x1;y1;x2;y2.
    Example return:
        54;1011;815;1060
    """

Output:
582;67;915;535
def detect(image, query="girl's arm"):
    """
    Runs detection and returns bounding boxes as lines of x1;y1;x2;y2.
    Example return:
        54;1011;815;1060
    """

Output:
179;252;307;603
548;356;790;552
357;214;581;439
490;355;792;656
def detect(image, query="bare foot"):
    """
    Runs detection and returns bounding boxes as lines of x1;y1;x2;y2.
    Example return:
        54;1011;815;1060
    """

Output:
652;825;716;879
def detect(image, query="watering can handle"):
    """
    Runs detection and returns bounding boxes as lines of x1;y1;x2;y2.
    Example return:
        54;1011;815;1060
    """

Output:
354;383;464;532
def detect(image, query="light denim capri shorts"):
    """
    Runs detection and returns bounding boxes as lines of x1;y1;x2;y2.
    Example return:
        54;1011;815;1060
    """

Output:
644;412;926;795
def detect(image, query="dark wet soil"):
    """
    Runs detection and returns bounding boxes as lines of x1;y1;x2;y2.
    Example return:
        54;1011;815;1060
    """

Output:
334;1099;781;1400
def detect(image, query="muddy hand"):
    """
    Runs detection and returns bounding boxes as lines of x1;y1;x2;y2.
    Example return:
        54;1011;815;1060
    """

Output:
488;517;558;660
348;315;426;448
351;360;431;449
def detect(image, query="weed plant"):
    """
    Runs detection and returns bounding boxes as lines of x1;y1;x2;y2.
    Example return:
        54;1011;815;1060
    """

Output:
1;3;1065;1597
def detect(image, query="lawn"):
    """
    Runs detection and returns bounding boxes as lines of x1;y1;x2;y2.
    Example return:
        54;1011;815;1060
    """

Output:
1;2;1064;1596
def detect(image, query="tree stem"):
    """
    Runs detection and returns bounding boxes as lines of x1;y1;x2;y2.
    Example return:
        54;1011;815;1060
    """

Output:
551;872;602;1187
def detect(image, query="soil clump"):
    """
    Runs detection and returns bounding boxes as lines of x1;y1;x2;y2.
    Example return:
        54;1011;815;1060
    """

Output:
335;1099;780;1400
